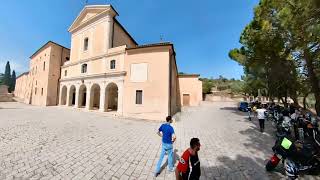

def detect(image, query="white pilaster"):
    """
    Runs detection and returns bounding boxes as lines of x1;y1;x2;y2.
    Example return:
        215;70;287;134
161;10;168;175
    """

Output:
59;86;63;105
105;15;114;51
66;86;70;106
99;83;106;112
117;81;124;115
85;84;91;110
75;85;80;108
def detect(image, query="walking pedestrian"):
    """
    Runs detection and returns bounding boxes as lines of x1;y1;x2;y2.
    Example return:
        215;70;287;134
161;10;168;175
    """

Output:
247;105;252;121
175;138;201;180
256;104;267;133
154;116;176;177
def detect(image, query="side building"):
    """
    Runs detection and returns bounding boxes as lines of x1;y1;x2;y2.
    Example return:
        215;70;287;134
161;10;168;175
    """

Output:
15;41;70;106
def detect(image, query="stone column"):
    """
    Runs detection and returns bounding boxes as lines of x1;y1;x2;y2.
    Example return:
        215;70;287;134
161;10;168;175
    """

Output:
66;86;70;106
75;85;80;108
59;86;63;106
85;84;91;110
117;81;124;115
99;83;106;112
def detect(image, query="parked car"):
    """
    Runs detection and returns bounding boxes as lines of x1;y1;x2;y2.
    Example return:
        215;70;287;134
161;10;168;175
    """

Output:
238;102;249;112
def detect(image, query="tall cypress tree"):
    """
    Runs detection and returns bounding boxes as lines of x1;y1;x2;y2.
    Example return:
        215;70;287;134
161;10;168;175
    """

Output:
11;70;16;92
3;61;11;88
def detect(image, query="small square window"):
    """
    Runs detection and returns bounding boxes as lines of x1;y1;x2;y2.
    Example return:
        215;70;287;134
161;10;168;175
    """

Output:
135;90;143;104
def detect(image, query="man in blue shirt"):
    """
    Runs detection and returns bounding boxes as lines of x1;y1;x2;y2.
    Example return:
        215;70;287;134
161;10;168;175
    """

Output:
155;116;176;176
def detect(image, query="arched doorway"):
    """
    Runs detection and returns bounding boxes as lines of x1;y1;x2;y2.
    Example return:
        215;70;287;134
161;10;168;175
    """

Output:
60;86;67;105
68;85;76;106
90;84;100;110
78;84;87;108
106;83;118;111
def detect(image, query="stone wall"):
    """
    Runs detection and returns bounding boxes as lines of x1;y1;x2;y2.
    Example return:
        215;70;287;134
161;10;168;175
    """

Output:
0;94;14;102
0;85;14;102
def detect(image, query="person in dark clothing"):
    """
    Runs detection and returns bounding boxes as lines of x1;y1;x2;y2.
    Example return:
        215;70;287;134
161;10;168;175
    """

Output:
175;138;201;180
247;105;252;121
189;151;201;180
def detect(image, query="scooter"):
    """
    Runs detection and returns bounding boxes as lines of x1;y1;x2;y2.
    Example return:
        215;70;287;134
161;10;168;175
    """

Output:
266;126;320;179
275;116;292;140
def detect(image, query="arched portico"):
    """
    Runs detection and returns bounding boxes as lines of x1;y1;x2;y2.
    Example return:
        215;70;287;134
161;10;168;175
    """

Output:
89;84;100;110
78;84;87;108
60;86;67;105
68;85;76;106
105;82;118;112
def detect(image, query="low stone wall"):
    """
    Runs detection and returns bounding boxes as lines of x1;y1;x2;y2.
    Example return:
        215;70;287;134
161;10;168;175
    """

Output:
0;94;14;102
205;94;235;102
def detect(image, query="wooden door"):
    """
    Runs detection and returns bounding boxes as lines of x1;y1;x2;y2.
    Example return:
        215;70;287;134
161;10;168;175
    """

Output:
183;94;190;106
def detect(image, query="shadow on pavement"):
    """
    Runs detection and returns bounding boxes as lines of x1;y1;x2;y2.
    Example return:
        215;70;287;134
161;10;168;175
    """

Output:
220;107;248;117
201;155;284;179
157;149;180;174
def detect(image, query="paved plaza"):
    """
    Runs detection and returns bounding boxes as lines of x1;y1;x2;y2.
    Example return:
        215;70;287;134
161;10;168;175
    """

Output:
0;101;319;180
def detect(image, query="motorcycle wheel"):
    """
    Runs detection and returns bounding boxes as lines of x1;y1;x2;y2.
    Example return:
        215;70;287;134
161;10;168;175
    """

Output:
266;161;277;171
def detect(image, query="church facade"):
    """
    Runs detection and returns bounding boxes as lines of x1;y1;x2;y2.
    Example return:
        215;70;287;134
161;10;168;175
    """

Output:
15;5;202;120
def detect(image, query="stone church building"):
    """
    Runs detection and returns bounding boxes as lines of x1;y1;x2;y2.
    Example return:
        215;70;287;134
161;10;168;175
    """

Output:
15;5;202;120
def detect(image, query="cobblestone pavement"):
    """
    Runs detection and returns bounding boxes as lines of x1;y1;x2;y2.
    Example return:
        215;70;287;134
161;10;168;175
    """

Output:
0;101;319;180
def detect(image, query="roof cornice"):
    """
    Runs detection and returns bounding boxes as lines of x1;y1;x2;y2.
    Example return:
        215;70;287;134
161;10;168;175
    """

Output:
68;5;118;33
30;41;70;59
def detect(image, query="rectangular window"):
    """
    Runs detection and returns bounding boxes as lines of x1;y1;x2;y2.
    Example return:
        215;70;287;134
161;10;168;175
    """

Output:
135;90;143;104
35;88;37;95
84;38;89;51
41;88;43;96
81;64;87;73
43;62;45;71
110;60;116;69
65;70;67;76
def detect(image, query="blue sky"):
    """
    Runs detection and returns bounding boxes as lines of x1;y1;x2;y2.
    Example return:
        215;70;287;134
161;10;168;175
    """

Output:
0;0;259;79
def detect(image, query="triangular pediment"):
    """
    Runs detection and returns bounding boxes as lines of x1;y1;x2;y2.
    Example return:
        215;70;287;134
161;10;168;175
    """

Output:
69;5;118;33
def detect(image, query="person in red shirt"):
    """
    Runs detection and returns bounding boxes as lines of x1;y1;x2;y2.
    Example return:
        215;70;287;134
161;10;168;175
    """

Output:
175;138;201;180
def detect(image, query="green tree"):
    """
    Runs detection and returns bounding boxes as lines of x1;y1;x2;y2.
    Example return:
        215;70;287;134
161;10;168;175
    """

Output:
10;70;16;92
201;78;214;94
229;0;315;107
272;0;320;114
3;61;11;88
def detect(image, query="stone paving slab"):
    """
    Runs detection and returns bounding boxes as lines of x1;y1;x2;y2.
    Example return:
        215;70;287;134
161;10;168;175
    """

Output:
0;102;319;180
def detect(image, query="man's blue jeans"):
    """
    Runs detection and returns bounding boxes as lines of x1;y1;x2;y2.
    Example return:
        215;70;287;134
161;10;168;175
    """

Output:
155;143;173;173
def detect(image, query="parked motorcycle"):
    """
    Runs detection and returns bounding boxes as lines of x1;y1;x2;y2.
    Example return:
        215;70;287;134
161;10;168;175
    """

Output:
266;126;320;179
276;116;293;140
